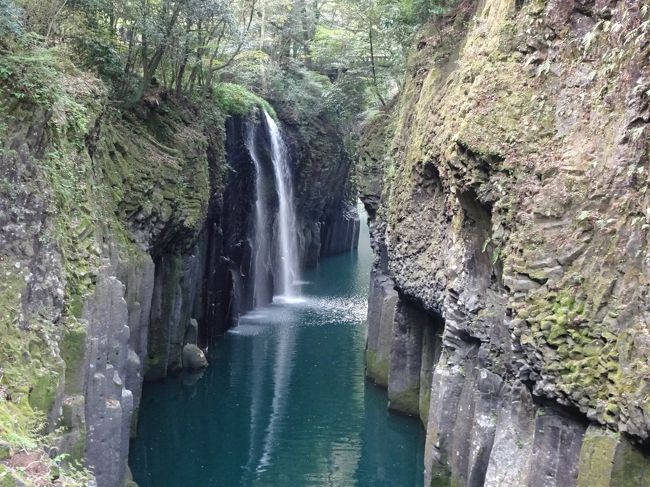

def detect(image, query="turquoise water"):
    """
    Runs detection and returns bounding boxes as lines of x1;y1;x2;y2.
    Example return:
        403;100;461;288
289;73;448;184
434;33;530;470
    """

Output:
129;208;425;486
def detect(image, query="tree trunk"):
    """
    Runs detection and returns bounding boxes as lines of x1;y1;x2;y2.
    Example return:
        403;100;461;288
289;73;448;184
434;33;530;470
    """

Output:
126;0;183;107
176;20;192;96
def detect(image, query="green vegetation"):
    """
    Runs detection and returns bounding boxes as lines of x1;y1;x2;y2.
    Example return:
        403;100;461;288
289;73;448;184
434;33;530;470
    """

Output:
2;0;458;125
213;83;276;119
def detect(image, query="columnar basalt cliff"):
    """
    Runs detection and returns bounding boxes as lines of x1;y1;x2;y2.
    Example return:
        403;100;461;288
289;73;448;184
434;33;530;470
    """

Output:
213;112;360;323
359;0;650;485
0;61;357;484
0;83;226;485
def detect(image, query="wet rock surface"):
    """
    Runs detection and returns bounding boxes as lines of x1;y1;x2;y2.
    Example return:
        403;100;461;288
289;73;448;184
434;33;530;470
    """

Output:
181;344;208;370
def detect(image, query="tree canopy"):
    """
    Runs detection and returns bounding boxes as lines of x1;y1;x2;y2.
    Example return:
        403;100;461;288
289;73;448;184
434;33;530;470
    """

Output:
2;0;457;119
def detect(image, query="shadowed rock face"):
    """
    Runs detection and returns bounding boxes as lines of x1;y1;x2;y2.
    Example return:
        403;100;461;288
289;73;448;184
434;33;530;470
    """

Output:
359;0;650;485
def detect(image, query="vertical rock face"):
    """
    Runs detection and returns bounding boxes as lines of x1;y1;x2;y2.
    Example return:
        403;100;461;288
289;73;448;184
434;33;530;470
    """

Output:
359;0;650;485
1;73;357;484
83;269;132;487
213;116;258;321
365;269;399;387
388;300;435;416
319;201;361;257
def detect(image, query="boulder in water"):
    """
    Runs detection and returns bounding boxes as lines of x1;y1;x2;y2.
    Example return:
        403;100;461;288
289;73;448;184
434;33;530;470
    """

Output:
182;344;208;370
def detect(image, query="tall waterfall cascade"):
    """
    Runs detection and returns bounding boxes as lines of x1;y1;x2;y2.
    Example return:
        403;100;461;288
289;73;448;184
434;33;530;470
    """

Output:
245;125;272;307
263;111;300;299
245;110;301;305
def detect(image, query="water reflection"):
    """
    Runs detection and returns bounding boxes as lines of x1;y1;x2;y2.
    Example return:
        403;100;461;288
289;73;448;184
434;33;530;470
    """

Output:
256;309;297;474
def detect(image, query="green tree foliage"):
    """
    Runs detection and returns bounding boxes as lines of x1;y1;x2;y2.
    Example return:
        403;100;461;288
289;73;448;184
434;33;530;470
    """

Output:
6;0;456;115
0;0;23;40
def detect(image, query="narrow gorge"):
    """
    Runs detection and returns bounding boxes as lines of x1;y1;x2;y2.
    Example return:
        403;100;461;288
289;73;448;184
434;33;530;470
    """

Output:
2;0;650;486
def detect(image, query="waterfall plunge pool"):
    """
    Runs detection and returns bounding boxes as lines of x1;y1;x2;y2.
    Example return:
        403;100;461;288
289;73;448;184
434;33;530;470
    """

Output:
129;206;425;486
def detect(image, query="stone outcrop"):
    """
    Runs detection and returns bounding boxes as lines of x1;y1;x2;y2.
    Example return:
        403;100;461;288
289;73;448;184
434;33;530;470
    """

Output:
83;269;133;487
360;0;650;485
365;269;399;387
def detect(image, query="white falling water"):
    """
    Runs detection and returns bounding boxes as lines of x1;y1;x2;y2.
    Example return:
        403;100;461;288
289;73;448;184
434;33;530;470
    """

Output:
263;111;300;299
233;111;302;475
245;124;271;307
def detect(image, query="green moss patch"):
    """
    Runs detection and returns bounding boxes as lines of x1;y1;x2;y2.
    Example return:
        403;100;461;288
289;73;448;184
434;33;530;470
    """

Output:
213;83;277;119
365;349;390;387
577;426;650;487
60;325;87;396
389;386;421;416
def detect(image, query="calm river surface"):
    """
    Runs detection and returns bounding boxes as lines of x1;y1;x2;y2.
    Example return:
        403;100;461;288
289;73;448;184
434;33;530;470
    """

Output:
130;207;425;486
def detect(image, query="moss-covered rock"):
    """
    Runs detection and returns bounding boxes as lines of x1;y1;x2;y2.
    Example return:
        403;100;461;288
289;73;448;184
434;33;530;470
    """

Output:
27;366;62;417
213;83;277;119
0;37;227;485
576;427;619;487
60;325;87;396
360;0;650;484
577;426;650;487
365;349;390;387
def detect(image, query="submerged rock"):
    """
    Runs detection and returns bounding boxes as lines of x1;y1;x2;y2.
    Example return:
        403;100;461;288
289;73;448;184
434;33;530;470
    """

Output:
123;466;138;487
181;370;205;387
182;344;208;370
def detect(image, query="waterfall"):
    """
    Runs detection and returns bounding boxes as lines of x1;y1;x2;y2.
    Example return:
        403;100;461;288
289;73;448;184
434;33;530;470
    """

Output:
245;124;271;307
263;111;300;298
244;111;301;305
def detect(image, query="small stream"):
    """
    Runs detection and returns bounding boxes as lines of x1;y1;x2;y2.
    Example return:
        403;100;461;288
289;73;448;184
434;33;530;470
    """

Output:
129;206;424;486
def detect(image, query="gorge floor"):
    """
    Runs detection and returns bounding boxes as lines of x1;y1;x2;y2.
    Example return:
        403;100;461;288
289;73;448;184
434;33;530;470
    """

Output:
129;207;424;486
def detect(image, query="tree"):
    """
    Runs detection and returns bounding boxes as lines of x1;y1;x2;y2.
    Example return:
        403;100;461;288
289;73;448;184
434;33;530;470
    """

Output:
11;0;451;110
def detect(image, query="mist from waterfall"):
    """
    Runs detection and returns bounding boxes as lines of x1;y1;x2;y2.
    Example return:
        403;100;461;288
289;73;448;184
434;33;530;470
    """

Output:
263;110;300;299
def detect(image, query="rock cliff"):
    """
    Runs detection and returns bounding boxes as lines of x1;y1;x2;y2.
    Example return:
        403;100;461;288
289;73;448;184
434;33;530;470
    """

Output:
359;0;650;485
0;55;356;485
